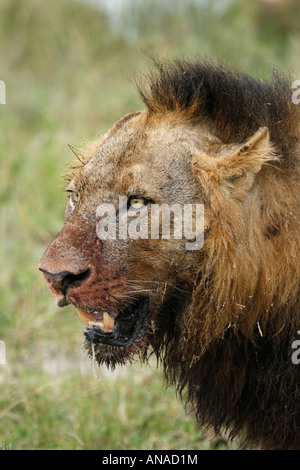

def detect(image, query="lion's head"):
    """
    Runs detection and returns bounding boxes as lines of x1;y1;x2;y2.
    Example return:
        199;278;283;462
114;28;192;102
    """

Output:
39;60;300;449
38;109;207;367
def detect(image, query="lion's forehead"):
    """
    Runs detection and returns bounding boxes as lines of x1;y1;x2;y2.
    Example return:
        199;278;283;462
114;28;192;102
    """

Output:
81;122;197;195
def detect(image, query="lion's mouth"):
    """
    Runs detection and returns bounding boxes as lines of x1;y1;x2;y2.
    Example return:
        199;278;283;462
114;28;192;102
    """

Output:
76;297;149;348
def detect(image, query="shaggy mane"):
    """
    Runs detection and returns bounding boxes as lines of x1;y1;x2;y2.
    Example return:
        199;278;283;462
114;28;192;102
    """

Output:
138;59;300;160
138;59;300;449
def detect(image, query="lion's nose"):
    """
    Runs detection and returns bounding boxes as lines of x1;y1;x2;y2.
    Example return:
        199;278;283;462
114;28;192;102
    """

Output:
39;268;91;295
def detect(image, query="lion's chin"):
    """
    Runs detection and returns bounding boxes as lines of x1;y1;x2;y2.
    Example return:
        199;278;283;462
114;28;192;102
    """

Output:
83;337;146;369
80;296;150;368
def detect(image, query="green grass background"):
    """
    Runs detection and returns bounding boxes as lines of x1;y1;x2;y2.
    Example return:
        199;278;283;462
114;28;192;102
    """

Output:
0;0;299;450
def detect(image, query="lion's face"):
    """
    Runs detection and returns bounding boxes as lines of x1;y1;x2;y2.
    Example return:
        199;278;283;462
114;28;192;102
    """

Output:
39;112;205;367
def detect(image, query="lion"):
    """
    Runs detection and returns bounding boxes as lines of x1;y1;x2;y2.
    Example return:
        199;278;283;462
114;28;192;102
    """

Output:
39;59;300;450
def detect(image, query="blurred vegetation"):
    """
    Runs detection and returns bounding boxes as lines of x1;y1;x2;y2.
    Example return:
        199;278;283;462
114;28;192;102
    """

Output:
0;0;299;450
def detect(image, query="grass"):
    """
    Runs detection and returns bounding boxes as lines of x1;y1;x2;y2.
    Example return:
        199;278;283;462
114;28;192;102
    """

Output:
0;0;299;450
0;361;213;450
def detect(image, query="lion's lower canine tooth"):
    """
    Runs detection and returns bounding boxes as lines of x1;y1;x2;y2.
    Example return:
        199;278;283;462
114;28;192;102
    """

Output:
103;311;115;331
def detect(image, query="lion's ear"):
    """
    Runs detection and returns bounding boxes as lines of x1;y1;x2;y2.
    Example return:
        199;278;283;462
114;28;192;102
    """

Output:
192;127;275;202
217;127;273;187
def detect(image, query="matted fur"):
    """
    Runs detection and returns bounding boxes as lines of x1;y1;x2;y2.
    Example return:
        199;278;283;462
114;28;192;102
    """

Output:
138;60;300;449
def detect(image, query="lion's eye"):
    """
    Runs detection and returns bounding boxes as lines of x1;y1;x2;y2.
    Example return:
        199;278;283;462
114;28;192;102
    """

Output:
128;196;147;209
67;191;80;207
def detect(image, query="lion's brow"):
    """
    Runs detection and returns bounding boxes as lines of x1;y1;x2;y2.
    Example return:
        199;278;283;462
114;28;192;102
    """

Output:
64;167;91;190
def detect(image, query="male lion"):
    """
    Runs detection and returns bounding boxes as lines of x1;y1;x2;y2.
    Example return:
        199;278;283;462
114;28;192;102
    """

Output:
39;60;300;450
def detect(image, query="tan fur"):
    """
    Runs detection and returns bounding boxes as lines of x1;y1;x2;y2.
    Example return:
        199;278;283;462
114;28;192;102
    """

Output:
39;60;300;449
184;128;299;354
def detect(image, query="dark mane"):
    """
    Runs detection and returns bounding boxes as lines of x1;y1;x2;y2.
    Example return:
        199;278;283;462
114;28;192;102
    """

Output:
138;59;300;159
